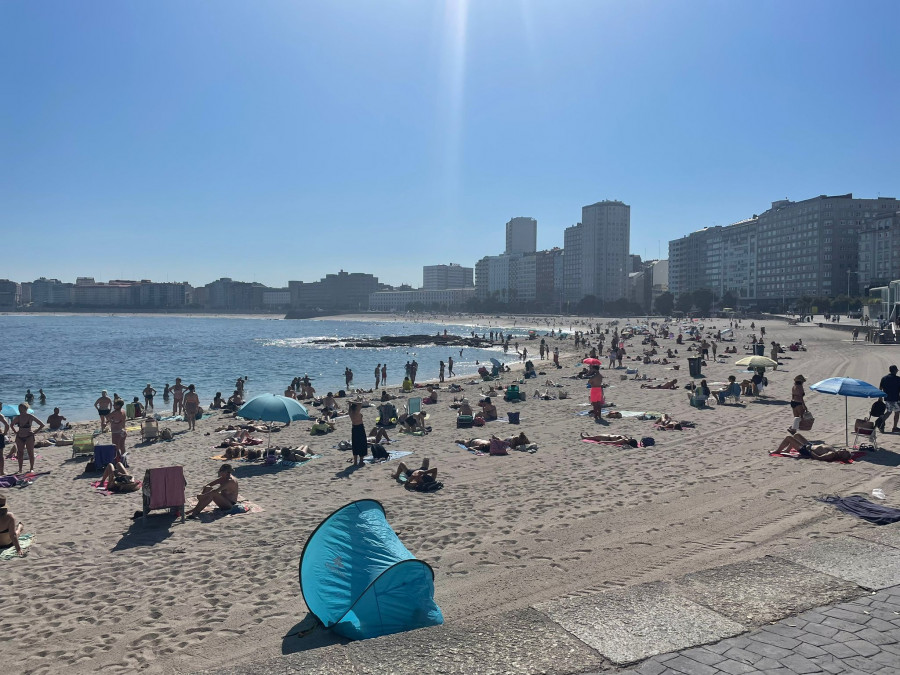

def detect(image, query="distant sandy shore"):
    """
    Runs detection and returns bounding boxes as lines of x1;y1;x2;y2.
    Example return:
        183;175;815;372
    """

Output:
4;314;898;674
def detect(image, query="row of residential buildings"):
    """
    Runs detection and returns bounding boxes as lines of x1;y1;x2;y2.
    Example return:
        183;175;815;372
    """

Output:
668;193;900;309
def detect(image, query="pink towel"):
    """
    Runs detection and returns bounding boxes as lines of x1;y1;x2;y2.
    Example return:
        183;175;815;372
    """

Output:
147;466;186;509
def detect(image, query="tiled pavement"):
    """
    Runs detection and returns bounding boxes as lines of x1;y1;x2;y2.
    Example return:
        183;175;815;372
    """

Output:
620;585;900;675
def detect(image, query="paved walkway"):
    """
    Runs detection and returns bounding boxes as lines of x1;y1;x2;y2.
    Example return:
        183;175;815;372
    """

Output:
621;585;900;674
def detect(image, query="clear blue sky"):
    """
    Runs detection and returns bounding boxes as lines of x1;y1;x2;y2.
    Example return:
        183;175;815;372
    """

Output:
3;1;898;288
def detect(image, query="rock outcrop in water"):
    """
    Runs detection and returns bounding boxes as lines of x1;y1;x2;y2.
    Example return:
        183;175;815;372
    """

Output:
309;334;495;349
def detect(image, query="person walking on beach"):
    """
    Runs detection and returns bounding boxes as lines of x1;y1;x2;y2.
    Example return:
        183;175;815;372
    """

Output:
143;383;156;411
439;360;445;383
349;401;367;467
448;356;455;377
789;375;807;433
171;378;186;415
381;364;387;388
878;365;900;432
410;360;418;385
11;403;44;474
107;400;127;460
184;385;200;431
375;364;381;389
95;390;113;432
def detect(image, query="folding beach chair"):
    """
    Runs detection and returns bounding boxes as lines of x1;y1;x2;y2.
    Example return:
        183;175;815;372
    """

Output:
93;444;117;471
71;433;95;459
406;398;422;416
141;419;159;443
142;466;186;524
853;418;877;450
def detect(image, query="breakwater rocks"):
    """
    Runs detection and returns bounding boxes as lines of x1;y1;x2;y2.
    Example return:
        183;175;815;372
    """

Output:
309;334;496;349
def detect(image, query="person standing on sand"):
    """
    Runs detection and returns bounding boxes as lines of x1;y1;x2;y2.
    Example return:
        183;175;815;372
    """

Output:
411;360;418;385
439;360;445;383
381;364;387;388
163;383;171;402
107;400;127;461
448;356;455;377
184;385;200;431
553;347;560;368
345;367;353;389
143;383;156;411
171;378;186;415
348;401;367;467
95;390;113;432
878;365;900;432
375;364;381;389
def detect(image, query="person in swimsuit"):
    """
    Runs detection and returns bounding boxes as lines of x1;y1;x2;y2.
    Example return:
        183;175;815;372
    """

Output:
476;397;498;421
790;374;807;432
390;457;437;488
183;385;200;431
94;390;112;432
24;390;34;404
171;378;186;415
0;496;25;557
11;403;44;473
163;383;171;401
580;432;639;447
143;384;156;411
38;389;46;404
381;364;387;387
46;408;68;431
349;401;367;467
107;400;128;461
0;407;9;476
186;465;240;518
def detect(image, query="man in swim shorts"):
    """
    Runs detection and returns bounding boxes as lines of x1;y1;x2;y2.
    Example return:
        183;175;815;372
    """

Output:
349;401;367;467
186;464;240;518
143;383;156;411
171;378;186;415
95;390;112;432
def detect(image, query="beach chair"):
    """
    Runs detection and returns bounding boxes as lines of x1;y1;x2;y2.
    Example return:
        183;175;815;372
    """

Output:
504;385;520;402
142;466;186;524
716;382;742;405
93;444;117;471
141;419;159;443
853;418;877;450
407;398;422;416
71;433;95;459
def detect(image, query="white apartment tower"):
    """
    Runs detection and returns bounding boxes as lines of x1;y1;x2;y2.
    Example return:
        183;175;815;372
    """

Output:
505;217;537;255
563;200;630;303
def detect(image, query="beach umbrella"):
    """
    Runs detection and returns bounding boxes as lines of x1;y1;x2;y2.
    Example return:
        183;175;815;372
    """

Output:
582;358;602;366
809;377;884;446
490;357;502;368
237;394;311;446
735;356;778;369
1;404;33;417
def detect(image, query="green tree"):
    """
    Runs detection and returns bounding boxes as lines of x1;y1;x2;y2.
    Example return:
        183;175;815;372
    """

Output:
720;290;738;309
575;294;600;315
675;292;694;313
693;288;716;314
653;291;675;316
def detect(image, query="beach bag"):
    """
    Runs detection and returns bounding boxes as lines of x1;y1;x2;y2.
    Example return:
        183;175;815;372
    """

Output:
370;443;389;460
640;437;656;447
558;390;568;399
606;411;622;419
85;459;97;473
110;475;140;493
160;427;174;440
457;415;474;429
337;440;352;451
799;411;815;431
473;416;485;427
489;438;509;456
264;448;278;465
414;474;444;492
507;412;520;424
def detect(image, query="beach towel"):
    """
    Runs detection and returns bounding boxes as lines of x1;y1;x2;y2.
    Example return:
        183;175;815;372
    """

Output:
364;450;412;464
769;449;863;463
818;495;900;525
457;443;486;456
146;467;186;510
185;497;263;521
581;439;631;447
91;479;142;495
576;408;610;417
0;534;34;560
0;471;50;488
278;455;320;467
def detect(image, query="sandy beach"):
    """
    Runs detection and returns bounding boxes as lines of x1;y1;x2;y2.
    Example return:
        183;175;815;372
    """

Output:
2;316;898;674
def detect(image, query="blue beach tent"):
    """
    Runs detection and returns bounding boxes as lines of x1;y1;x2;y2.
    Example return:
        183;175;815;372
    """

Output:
299;499;443;640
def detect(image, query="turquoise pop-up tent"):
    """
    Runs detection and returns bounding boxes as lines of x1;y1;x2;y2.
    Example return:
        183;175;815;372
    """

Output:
299;499;443;640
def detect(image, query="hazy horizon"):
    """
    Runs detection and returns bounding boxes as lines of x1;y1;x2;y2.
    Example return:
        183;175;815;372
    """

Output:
3;0;898;288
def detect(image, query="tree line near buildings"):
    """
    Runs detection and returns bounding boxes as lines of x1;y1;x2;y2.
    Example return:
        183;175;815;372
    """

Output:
653;290;870;316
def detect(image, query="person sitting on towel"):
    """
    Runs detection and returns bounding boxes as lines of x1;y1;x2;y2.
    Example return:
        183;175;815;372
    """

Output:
0;496;25;557
580;432;639;448
391;457;437;488
423;385;438;404
475;397;498;421
641;379;678;389
397;410;428;433
187;465;239;518
774;431;852;462
98;461;134;489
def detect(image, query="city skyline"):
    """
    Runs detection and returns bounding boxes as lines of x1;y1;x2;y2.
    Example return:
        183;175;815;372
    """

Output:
3;1;899;287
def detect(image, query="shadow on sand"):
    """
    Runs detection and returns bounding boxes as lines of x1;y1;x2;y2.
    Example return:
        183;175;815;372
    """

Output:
281;614;349;655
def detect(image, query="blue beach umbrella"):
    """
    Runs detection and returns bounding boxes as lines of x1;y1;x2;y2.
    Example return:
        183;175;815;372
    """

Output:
237;394;311;424
809;377;883;446
1;404;33;417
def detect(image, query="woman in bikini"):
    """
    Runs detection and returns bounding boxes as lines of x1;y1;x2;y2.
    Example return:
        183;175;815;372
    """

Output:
0;496;25;557
11;403;44;474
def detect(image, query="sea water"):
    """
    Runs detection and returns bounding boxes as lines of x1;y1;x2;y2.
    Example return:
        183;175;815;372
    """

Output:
0;315;530;422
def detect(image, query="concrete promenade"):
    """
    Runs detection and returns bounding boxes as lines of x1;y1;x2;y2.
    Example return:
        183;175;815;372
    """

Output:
215;525;900;675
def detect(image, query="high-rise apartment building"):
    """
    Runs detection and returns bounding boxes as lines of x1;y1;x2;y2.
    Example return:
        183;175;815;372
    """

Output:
422;263;474;290
668;194;899;306
505;217;537;255
859;211;900;293
563;200;631;303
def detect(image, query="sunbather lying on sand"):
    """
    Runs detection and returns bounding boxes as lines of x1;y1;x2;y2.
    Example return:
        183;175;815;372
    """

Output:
774;431;852;461
654;413;689;430
390;457;436;488
580;432;639;447
641;379;678;389
456;432;530;451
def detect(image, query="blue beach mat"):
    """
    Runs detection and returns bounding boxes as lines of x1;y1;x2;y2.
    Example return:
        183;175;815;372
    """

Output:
364;450;412;464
